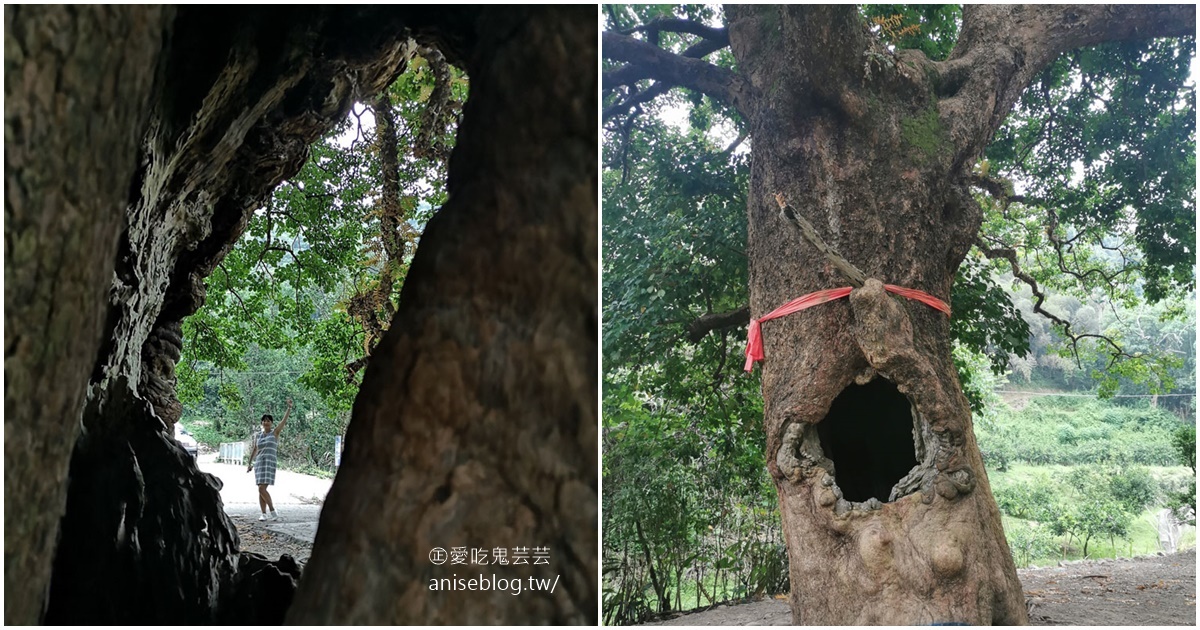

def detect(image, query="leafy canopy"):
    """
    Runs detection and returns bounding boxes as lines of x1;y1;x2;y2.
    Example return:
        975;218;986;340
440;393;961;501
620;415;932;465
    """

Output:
180;51;467;452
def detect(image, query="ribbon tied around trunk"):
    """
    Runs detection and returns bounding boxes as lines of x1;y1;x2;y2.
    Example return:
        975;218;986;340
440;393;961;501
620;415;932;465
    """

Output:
743;284;950;372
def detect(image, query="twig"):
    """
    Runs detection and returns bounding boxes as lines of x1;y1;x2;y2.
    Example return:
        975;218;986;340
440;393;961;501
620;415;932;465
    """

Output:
975;236;1135;369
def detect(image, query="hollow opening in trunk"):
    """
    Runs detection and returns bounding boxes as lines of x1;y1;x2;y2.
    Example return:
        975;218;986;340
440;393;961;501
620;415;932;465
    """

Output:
817;378;918;503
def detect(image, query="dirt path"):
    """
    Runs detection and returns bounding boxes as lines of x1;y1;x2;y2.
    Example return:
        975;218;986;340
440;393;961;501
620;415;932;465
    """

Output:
641;549;1196;626
198;452;329;564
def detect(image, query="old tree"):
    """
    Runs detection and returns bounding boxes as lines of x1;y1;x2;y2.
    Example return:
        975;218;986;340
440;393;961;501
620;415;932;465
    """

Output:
603;4;1194;625
6;6;595;624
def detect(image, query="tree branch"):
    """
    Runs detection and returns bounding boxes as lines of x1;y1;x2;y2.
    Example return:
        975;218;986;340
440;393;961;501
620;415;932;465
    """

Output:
975;237;1135;369
603;37;730;91
603;83;671;122
620;18;728;44
602;30;746;114
774;193;866;287
968;174;1025;207
935;4;1195;167
687;306;749;344
1042;208;1139;294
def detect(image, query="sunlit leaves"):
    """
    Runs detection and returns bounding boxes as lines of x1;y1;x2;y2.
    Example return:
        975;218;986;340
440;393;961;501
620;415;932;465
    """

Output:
861;5;961;61
988;38;1196;302
181;52;466;425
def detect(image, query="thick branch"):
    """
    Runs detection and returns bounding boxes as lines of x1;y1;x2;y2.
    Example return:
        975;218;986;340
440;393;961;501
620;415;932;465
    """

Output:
602;31;745;112
687;306;749;344
935;4;1195;166
603;36;729;90
620;18;728;44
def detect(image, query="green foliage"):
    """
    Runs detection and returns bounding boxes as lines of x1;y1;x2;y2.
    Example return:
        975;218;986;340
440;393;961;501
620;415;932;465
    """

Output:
602;378;781;623
1102;465;1159;514
179;54;466;470
987;38;1196;303
1172;424;1196;472
297;311;362;413
988;395;1192;564
1004;291;1195;414
1167;425;1197;524
978;397;1184;467
951;256;1031;379
602;4;1195;610
994;474;1060;522
1004;520;1059;568
861;5;961;61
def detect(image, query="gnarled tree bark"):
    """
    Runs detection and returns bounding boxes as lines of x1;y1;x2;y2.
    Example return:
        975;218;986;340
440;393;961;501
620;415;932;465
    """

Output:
6;5;595;625
288;7;597;624
4;6;168;624
605;4;1193;624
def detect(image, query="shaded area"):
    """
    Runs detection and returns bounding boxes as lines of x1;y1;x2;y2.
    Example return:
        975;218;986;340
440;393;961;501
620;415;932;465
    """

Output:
817;378;918;503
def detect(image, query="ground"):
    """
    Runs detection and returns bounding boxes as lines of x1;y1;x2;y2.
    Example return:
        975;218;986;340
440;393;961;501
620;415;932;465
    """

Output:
640;549;1197;626
198;451;329;564
195;451;1196;625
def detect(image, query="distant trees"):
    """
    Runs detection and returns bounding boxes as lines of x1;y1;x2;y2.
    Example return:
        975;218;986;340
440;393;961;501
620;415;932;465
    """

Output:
179;56;468;458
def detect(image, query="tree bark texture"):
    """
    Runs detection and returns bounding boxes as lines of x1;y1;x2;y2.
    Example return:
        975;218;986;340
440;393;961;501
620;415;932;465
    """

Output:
714;5;1194;625
3;6;477;624
3;6;168;624
6;5;596;625
288;7;597;624
42;7;420;624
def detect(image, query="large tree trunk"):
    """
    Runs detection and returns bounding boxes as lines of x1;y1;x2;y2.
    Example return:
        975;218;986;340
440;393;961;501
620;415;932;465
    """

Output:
729;9;1022;623
35;7;419;623
288;7;597;624
601;3;1192;626
4;7;168;624
7;5;595;625
719;4;1190;624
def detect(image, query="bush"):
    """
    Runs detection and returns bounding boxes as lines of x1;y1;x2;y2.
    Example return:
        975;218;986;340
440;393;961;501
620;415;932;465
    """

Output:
1167;425;1196;524
1107;465;1157;513
994;476;1060;522
977;397;1186;468
1006;520;1059;567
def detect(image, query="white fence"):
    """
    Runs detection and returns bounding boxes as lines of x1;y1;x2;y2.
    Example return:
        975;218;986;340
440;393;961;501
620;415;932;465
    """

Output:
218;442;246;464
219;437;343;467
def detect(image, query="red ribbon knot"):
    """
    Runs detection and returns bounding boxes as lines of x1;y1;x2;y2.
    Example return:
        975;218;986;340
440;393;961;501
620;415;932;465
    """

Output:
743;284;950;372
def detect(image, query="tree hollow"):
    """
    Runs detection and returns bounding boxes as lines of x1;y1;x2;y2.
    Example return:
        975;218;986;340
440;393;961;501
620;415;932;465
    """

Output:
817;378;918;503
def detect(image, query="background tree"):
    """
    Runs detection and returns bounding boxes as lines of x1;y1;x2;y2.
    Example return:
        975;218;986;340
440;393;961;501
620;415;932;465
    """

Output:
177;52;468;463
603;5;1194;625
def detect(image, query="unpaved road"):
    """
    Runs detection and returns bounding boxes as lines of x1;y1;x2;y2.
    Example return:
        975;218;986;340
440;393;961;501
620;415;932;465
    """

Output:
641;549;1196;626
198;452;330;563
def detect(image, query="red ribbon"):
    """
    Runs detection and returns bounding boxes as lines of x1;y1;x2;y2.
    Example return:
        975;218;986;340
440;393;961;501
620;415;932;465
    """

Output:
743;284;950;372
